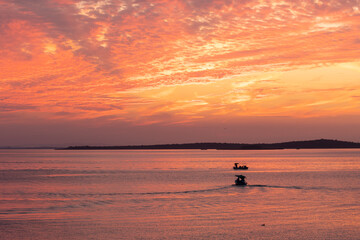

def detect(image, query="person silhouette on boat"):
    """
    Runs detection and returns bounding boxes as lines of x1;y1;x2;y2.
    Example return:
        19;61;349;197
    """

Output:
235;175;247;186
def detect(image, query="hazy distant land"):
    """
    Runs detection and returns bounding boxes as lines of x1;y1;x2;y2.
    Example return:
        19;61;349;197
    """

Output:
61;139;360;150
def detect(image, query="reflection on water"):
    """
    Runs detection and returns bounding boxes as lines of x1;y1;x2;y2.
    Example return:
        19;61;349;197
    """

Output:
0;149;360;239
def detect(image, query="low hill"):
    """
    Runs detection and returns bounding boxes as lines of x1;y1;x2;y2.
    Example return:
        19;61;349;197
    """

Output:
61;139;360;150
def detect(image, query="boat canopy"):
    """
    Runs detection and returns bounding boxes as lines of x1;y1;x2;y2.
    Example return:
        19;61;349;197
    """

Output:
235;175;246;178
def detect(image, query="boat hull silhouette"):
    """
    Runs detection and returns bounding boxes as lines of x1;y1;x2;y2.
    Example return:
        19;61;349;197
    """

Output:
233;163;248;170
235;175;247;186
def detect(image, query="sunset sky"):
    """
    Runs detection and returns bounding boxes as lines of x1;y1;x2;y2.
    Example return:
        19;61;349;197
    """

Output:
1;0;360;147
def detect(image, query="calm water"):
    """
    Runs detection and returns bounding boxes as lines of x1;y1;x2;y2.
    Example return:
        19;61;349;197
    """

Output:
0;149;359;239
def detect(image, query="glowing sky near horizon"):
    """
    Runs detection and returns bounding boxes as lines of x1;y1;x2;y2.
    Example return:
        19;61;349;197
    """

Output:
1;0;360;146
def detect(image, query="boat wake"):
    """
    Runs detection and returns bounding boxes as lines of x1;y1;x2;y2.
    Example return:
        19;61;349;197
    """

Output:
245;184;346;191
248;184;303;190
8;183;344;203
32;185;233;198
125;185;233;195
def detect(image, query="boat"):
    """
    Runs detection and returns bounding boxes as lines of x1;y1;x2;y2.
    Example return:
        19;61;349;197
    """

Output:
235;175;247;186
233;163;248;170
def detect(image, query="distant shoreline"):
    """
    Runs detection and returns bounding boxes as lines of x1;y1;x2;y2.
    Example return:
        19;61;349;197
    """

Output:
58;139;360;150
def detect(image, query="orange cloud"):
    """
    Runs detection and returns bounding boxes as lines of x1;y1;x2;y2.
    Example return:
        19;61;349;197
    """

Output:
1;0;360;127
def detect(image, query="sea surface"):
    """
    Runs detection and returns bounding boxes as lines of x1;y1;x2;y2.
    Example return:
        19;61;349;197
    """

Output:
0;149;359;239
